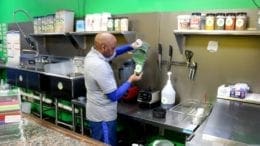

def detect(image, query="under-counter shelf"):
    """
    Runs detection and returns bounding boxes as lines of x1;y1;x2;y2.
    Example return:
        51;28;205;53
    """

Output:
173;29;260;54
29;31;136;50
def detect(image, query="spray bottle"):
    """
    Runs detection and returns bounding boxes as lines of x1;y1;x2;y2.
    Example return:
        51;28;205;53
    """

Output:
161;71;176;109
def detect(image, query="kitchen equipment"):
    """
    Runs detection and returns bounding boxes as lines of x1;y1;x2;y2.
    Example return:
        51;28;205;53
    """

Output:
122;86;140;102
118;59;135;84
137;90;160;108
44;60;74;76
152;107;166;119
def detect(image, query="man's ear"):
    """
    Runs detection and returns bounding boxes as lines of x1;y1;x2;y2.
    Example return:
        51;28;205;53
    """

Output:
100;44;106;52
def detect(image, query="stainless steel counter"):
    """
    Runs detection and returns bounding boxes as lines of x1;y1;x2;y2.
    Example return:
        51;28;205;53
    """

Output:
2;64;84;79
186;98;260;146
118;101;205;135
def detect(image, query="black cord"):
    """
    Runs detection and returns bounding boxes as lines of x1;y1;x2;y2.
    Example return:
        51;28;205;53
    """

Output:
252;0;260;8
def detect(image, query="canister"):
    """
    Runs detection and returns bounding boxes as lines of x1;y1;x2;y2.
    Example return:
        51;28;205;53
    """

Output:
200;13;206;30
225;13;236;30
114;17;121;31
76;20;85;32
120;17;129;31
258;10;260;30
177;15;191;30
205;13;215;30
46;14;55;33
107;17;114;31
33;17;39;34
190;12;201;30
235;12;247;30
215;13;225;30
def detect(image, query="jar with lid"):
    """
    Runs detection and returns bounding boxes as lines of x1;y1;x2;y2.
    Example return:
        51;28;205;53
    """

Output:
190;12;201;30
205;13;215;30
37;16;43;33
107;17;114;31
200;13;206;30
235;12;247;30
225;13;236;30
114;17;121;31
120;17;129;31
46;14;55;32
215;13;225;30
33;16;39;33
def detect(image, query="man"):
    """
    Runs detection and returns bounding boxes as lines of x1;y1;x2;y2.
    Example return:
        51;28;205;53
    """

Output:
84;32;143;146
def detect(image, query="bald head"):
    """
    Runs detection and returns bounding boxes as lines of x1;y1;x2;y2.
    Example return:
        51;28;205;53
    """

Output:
94;33;117;57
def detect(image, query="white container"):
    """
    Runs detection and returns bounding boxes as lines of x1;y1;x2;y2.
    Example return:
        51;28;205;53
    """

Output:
54;10;74;32
100;12;111;31
85;14;94;31
161;72;176;110
76;20;85;32
120;17;129;31
21;102;31;114
177;15;191;30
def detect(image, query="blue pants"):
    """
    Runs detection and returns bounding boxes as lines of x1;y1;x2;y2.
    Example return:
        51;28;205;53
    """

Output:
88;120;117;146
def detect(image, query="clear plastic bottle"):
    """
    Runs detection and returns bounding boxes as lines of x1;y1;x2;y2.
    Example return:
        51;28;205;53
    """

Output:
161;71;176;110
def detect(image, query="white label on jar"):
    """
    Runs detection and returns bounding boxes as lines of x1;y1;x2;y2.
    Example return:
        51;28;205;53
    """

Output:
236;18;244;27
120;18;128;31
206;18;214;26
226;18;233;26
216;18;225;27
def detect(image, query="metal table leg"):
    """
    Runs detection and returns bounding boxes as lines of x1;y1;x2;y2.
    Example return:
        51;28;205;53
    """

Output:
72;103;75;132
40;93;43;119
55;98;58;125
80;108;84;135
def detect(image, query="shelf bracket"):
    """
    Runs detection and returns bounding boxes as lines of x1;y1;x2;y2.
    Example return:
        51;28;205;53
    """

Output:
174;33;185;54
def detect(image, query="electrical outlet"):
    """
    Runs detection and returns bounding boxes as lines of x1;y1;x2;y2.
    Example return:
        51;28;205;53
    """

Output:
207;41;218;53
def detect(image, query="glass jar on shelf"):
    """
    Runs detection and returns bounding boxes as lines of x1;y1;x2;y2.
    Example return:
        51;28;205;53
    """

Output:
205;13;215;30
225;13;236;30
215;13;225;30
235;12;247;30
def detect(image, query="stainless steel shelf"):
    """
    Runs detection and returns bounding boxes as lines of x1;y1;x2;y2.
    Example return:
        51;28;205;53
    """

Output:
174;30;260;35
30;32;67;36
69;31;136;36
173;30;260;54
29;31;136;50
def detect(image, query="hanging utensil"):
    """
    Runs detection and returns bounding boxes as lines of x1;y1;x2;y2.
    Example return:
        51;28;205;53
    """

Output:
168;45;173;71
185;50;193;63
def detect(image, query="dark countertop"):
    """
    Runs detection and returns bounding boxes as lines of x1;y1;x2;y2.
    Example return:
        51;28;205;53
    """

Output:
1;64;84;79
186;98;260;146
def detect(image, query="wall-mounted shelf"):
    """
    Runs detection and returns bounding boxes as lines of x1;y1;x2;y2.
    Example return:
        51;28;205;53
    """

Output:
173;30;260;54
30;31;136;50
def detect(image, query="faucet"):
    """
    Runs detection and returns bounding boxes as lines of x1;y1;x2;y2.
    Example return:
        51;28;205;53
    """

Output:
13;9;39;57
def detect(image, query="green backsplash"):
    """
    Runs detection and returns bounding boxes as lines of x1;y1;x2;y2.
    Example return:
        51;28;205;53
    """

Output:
0;0;258;23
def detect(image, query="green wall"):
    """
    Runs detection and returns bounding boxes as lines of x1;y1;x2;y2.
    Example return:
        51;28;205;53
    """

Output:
85;0;258;14
0;0;259;23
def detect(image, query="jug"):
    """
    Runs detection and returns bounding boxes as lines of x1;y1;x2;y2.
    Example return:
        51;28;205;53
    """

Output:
118;59;135;84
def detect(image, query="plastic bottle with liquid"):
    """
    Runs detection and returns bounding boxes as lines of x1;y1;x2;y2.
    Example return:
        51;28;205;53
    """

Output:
161;71;176;110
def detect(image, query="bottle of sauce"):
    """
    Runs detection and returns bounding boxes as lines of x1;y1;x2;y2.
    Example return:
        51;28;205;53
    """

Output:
190;12;201;30
225;13;236;30
235;12;247;30
215;13;225;30
205;13;215;30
